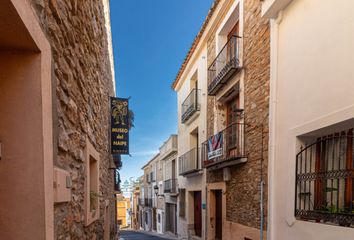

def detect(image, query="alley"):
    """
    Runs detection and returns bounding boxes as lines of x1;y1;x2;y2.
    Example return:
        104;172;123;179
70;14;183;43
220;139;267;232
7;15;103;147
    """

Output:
120;230;173;240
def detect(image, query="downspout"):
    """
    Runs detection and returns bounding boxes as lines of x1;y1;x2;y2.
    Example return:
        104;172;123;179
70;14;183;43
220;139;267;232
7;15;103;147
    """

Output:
266;11;283;240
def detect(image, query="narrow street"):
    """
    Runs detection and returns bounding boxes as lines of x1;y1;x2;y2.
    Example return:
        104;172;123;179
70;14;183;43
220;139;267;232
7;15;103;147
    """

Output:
120;230;173;240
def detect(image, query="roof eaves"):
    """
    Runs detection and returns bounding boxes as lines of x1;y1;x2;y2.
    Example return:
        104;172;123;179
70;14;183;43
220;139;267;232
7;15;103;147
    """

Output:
171;0;221;90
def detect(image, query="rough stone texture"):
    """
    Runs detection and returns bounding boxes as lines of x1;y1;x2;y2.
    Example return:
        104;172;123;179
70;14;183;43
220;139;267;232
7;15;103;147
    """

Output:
206;0;270;231
30;0;116;239
206;33;216;138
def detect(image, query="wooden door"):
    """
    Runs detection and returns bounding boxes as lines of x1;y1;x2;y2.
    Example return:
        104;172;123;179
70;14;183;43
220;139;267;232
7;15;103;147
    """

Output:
227;21;239;61
194;191;202;237
228;21;239;40
215;190;223;240
226;96;240;158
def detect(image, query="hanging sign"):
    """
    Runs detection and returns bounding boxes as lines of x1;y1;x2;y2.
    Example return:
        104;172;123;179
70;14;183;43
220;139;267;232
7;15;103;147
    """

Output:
110;97;129;154
207;132;223;159
114;170;121;192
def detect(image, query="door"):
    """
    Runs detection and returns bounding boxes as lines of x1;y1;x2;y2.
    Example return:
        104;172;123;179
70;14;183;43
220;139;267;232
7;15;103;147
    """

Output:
227;21;239;61
172;159;176;179
153;208;157;231
226;96;240;158
194;191;202;237
215;190;223;240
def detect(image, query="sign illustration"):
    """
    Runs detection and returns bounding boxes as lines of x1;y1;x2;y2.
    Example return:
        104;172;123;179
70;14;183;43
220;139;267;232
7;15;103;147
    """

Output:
110;97;129;154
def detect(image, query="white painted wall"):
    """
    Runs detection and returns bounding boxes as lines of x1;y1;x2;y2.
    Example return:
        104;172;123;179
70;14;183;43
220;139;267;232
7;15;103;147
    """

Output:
176;46;208;240
157;209;164;234
263;0;354;239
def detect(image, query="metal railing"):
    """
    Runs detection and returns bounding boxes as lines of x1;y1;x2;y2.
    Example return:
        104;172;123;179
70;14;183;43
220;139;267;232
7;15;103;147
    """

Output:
179;148;200;175
181;89;201;123
202;122;246;168
164;179;177;193
150;172;156;182
295;130;354;227
208;36;241;95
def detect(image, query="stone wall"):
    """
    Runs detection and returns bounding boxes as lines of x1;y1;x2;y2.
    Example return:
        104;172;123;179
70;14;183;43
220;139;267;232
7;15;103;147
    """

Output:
30;0;116;239
206;33;216;138
206;0;270;231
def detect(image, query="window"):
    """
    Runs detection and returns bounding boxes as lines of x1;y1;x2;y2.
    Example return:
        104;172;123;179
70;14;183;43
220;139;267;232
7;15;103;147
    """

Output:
295;129;353;227
159;182;163;195
85;139;100;226
179;188;186;217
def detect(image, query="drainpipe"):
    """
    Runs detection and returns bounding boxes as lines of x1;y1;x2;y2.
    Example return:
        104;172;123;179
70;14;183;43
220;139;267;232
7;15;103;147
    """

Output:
266;11;283;240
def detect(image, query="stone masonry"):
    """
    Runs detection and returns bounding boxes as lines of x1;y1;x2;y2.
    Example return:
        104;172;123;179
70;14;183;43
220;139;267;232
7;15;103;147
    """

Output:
30;0;116;239
206;0;270;231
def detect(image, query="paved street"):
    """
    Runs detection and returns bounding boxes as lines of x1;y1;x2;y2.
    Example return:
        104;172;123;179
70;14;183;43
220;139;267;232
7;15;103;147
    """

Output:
120;230;173;240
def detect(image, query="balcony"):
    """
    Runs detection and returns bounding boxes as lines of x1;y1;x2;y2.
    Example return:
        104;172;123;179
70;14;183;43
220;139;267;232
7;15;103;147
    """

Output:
179;148;201;176
202;122;246;170
164;179;177;194
181;89;200;123
208;36;241;96
160;135;178;160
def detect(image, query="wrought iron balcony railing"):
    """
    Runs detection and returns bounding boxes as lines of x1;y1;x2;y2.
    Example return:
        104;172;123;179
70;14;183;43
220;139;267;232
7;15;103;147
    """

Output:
179;148;201;176
208;36;241;95
202;122;246;169
295;130;354;227
181;89;200;123
164;179;177;194
150;172;156;182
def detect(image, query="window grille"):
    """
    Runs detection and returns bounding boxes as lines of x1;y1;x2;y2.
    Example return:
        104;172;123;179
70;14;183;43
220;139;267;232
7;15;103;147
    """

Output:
295;129;354;227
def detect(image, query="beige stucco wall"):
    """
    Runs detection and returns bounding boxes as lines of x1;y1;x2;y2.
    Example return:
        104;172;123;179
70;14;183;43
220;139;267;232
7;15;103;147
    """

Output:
264;0;354;239
0;0;53;239
176;44;208;240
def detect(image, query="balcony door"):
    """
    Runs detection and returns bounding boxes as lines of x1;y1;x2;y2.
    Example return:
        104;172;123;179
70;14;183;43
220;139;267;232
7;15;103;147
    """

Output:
215;190;223;240
226;95;240;158
227;21;239;61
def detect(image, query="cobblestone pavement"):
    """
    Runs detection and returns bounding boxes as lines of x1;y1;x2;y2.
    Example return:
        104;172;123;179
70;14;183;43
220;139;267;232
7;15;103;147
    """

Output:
119;230;175;240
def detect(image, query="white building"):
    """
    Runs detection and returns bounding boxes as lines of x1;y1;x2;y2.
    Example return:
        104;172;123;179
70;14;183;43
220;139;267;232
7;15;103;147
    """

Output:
160;135;178;236
262;0;354;239
172;25;209;240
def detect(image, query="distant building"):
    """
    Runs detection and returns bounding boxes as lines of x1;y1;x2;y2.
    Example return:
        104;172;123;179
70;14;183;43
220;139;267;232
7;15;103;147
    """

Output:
117;194;131;228
160;135;178;236
140;154;159;232
131;177;143;230
121;179;134;198
137;135;178;237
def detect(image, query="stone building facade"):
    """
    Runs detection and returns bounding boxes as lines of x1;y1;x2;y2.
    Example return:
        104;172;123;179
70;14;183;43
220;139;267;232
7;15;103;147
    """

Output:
0;0;118;239
172;0;270;239
205;0;270;239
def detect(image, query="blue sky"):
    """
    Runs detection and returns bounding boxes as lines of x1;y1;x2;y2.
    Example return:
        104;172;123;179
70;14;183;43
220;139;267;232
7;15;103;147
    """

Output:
110;0;213;182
